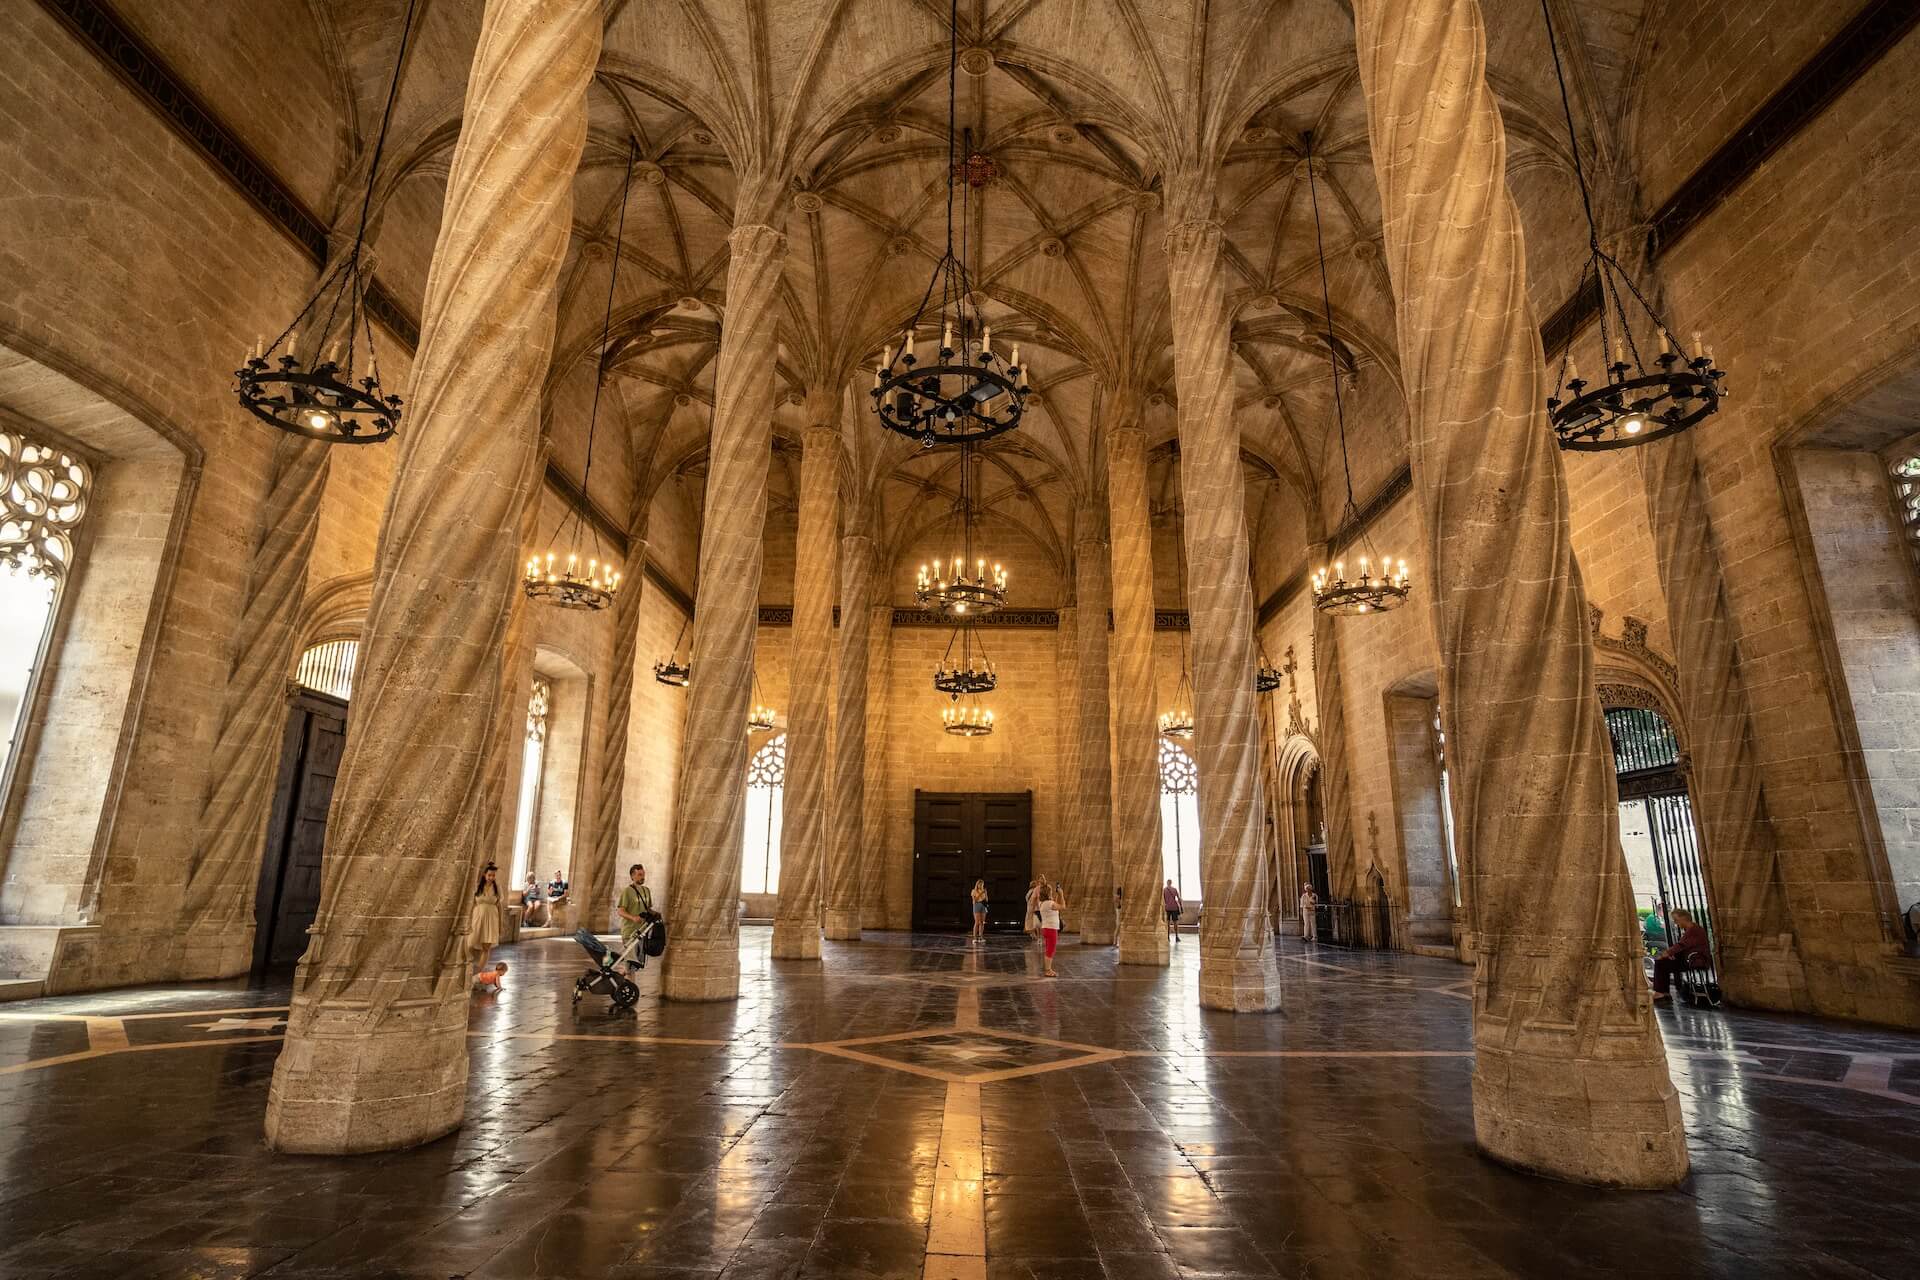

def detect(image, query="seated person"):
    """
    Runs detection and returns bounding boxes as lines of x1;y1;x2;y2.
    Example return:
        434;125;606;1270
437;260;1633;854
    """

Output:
521;876;549;928
1649;909;1709;1000
547;868;570;906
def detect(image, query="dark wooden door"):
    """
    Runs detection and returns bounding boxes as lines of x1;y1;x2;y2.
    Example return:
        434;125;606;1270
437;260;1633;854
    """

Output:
253;690;348;971
912;791;1032;931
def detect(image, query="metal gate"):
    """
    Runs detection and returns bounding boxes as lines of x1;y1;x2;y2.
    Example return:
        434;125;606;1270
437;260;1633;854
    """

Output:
1606;707;1716;985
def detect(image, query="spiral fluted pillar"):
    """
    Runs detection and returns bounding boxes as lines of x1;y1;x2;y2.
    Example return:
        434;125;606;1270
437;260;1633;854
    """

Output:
1054;603;1084;931
1592;178;1811;1013
1106;423;1168;967
175;432;330;979
660;217;785;1000
862;600;894;929
1073;517;1115;944
824;529;873;941
1308;541;1358;904
1163;200;1281;1012
583;506;650;935
1353;0;1685;1184
263;0;601;1154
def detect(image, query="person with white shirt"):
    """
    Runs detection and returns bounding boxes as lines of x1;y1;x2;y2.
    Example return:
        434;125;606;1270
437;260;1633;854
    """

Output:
1038;880;1065;977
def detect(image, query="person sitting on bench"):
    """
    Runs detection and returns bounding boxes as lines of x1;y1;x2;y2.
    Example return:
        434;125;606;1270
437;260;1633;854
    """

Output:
1649;909;1709;1001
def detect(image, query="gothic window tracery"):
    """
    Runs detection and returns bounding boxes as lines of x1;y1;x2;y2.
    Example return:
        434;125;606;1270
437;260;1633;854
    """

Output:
1158;738;1201;900
743;733;787;895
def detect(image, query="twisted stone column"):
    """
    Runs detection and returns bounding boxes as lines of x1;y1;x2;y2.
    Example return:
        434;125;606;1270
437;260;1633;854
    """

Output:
582;508;651;935
175;433;330;979
773;420;839;959
1593;179;1810;1011
263;0;600;1154
1353;0;1685;1184
1163;204;1281;1012
825;528;873;940
862;600;893;929
475;469;546;881
1073;520;1116;944
660;218;785;999
1106;424;1168;966
1054;603;1083;931
1308;541;1358;903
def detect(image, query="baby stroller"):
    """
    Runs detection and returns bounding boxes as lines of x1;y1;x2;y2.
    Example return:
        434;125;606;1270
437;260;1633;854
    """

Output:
571;917;665;1010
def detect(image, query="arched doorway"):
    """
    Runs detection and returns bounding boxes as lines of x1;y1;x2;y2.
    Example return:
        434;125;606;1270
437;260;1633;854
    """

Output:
254;639;356;969
1605;702;1716;984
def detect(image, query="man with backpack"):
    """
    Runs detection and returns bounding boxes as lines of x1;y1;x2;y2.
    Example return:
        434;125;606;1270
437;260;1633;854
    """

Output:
615;863;659;972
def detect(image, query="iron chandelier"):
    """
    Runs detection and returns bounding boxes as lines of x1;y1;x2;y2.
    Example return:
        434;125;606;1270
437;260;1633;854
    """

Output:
915;441;1008;617
655;617;691;687
525;140;640;613
1301;131;1411;618
933;621;996;697
748;670;776;734
233;0;416;444
1539;0;1724;451
942;695;995;737
869;2;1029;447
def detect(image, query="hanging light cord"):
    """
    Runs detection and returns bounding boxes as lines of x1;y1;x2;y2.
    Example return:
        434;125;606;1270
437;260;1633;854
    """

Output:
347;0;418;272
289;0;418;369
1540;0;1602;255
1304;131;1359;517
580;141;637;513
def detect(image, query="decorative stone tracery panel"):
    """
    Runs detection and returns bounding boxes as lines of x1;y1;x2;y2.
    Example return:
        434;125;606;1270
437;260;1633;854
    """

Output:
0;428;90;581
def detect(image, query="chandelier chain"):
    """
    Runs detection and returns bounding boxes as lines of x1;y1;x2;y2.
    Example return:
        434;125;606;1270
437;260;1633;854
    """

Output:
1303;131;1358;520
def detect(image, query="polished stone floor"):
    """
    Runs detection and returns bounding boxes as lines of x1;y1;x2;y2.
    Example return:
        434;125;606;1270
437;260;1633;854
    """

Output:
2;930;1919;1278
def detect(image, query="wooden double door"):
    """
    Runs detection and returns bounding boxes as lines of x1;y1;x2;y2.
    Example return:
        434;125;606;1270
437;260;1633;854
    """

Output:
251;689;348;971
912;790;1033;932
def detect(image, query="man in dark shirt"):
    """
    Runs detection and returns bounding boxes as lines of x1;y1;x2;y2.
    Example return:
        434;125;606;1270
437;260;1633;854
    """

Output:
1650;910;1710;1000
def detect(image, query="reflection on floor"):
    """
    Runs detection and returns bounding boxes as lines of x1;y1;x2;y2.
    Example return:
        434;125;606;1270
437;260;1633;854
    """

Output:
2;929;1918;1278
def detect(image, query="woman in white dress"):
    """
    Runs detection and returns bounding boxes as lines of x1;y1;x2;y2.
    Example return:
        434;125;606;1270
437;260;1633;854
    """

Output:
470;863;504;970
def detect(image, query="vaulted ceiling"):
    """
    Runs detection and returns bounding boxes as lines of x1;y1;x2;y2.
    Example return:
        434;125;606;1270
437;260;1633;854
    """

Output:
157;0;1666;590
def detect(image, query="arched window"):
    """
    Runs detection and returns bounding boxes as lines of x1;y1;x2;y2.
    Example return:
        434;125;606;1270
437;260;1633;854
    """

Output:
508;679;551;888
1158;738;1202;901
0;430;91;802
743;733;786;895
1893;454;1919;567
295;639;357;701
1433;706;1461;906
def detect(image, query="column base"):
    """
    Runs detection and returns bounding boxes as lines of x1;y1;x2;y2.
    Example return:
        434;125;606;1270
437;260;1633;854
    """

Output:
1198;951;1283;1012
1472;1039;1688;1188
265;989;468;1154
1118;924;1169;967
821;908;862;942
771;919;821;960
661;934;740;1001
174;927;256;982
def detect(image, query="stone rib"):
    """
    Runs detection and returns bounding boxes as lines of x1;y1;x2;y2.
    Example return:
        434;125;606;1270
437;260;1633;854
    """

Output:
773;423;839;959
1353;0;1684;1184
660;219;785;1000
264;0;600;1154
1163;214;1281;1012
